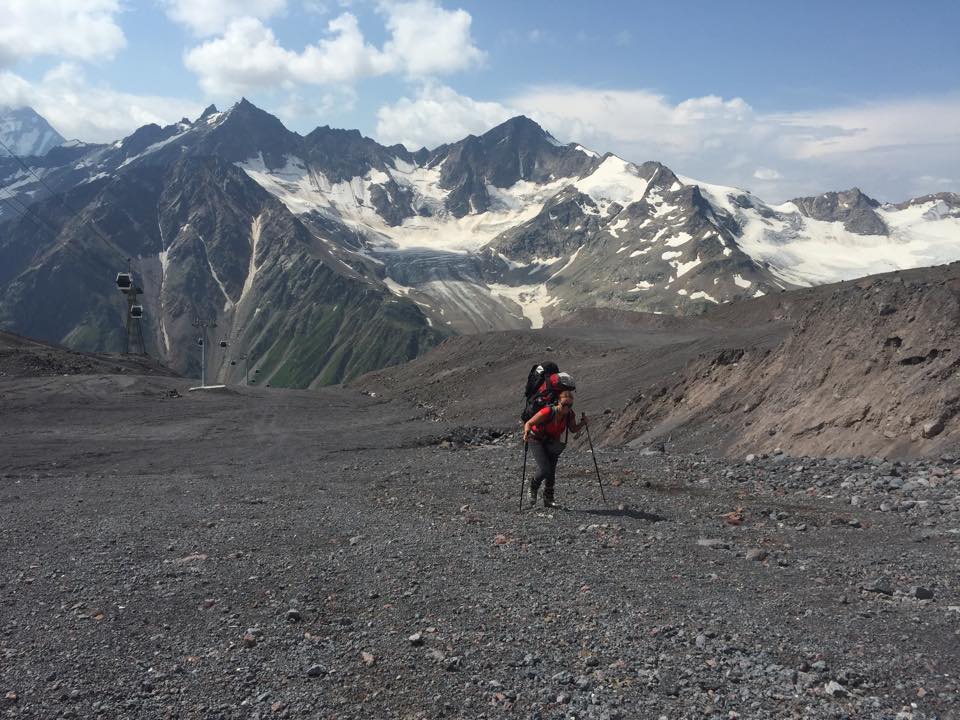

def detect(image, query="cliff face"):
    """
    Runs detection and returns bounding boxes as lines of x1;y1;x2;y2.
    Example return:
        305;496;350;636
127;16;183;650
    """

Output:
607;264;960;458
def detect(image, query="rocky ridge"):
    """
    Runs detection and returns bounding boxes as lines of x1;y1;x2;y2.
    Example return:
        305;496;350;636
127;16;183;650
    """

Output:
0;330;176;378
608;262;960;458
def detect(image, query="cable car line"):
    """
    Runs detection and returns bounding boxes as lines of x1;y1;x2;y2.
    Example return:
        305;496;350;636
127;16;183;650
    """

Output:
0;188;64;239
0;136;129;258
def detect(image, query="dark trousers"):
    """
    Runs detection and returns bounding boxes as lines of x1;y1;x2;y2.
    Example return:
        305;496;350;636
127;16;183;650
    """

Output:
529;439;565;500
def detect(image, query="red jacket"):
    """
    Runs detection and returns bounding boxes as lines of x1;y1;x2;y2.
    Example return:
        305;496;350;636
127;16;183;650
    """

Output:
529;405;570;441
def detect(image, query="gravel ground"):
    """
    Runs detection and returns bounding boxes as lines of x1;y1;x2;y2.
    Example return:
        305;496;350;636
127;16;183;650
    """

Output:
2;376;959;719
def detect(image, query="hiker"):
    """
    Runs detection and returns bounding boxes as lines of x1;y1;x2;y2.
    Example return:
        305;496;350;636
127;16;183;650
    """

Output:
522;388;588;507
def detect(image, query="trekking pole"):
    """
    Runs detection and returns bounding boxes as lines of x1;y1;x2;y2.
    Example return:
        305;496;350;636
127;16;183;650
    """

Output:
519;440;529;512
584;423;607;505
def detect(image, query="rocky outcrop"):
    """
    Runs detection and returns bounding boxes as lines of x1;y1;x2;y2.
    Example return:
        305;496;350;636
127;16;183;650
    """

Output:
606;263;960;457
790;188;887;235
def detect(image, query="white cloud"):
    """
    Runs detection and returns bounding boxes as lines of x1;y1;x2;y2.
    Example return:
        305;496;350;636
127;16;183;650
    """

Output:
183;1;484;96
184;15;392;96
0;64;202;143
375;83;960;202
164;0;287;36
770;99;960;159
508;87;760;158
0;0;125;67
376;83;513;148
381;0;485;76
753;167;781;181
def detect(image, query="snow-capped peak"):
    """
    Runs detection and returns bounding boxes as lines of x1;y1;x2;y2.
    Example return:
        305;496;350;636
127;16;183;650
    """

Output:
0;106;65;158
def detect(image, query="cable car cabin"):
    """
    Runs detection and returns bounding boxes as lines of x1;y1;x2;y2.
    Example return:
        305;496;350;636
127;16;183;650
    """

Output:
116;272;133;291
129;305;144;319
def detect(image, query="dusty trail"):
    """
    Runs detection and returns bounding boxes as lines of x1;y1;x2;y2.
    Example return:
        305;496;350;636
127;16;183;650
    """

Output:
1;374;958;719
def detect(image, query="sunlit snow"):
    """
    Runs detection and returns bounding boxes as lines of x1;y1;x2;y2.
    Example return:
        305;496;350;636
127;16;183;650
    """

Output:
574;156;649;207
673;256;702;277
486;282;557;329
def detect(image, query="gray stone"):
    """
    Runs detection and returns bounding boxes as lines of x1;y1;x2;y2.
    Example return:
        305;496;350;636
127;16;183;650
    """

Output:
745;548;768;562
910;586;934;600
552;671;574;685
824;680;848;697
697;538;731;550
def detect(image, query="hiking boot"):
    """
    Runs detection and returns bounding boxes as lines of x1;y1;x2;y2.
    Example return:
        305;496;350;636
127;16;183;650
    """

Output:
528;484;539;507
543;494;556;508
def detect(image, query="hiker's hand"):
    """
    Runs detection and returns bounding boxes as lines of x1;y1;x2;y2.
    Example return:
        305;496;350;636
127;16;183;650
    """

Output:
522;428;529;443
580;413;588;426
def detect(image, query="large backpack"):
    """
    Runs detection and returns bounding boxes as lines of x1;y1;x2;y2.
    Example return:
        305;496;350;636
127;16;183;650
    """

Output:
520;361;565;422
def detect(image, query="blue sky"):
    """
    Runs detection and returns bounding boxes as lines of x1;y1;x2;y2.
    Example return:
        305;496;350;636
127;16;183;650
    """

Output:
1;0;958;201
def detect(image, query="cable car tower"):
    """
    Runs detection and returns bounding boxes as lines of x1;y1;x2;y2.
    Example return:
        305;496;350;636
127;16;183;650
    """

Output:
115;261;146;355
192;315;217;387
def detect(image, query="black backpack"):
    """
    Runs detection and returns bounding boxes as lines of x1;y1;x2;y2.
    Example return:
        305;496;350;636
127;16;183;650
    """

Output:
520;361;561;422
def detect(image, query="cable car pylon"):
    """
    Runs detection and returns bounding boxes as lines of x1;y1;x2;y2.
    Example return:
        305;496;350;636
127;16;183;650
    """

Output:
115;259;147;355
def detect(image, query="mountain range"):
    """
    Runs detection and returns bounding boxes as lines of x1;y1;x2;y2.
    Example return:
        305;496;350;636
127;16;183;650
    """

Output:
0;99;957;386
